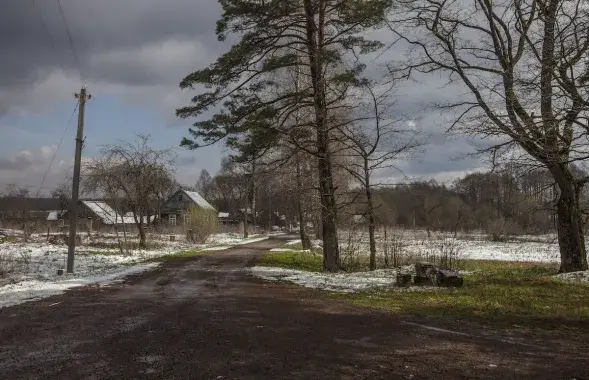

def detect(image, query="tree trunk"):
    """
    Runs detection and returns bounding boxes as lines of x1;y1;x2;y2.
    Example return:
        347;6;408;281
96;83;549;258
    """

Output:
243;202;249;238
317;144;340;271
303;0;339;271
556;188;587;272
138;221;146;248
296;153;311;250
364;159;377;271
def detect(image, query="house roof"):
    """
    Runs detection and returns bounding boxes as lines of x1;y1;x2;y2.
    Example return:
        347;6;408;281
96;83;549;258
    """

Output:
46;211;63;221
0;197;61;212
81;200;136;225
182;190;215;210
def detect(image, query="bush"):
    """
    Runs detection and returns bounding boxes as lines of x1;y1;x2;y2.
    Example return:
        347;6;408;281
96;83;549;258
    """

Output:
380;226;405;268
185;206;220;244
486;218;523;242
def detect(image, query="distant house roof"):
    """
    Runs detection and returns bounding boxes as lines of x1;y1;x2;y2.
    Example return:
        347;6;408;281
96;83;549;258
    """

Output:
81;200;136;225
46;211;62;221
0;197;61;212
183;190;215;210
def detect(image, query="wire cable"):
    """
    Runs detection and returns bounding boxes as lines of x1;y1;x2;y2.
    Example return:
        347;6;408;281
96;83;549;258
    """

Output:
30;0;66;73
34;100;79;198
55;0;84;82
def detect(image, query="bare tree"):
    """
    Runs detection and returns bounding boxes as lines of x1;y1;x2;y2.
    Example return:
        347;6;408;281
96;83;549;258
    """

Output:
338;81;423;270
83;135;176;248
389;0;589;271
195;169;213;200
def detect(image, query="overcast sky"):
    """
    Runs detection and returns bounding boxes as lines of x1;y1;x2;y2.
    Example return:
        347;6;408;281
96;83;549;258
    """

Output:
0;0;484;194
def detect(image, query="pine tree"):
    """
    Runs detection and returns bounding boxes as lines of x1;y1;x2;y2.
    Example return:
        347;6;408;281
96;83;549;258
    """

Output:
177;0;392;271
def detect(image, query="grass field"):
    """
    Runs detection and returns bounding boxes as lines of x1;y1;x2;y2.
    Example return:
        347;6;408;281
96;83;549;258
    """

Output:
256;248;589;332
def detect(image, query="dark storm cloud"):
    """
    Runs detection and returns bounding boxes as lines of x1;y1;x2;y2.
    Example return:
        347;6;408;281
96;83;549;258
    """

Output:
0;0;223;107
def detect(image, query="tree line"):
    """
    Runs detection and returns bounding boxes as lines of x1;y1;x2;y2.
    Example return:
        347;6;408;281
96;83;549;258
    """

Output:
175;0;589;272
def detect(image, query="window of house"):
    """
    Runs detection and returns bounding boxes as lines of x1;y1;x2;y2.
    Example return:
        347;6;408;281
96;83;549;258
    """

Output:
169;214;177;226
178;194;183;202
183;213;189;225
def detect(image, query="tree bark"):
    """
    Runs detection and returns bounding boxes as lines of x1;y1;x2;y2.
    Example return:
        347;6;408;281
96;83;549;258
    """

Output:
138;220;146;248
364;158;377;271
303;0;340;271
296;153;311;250
555;186;588;272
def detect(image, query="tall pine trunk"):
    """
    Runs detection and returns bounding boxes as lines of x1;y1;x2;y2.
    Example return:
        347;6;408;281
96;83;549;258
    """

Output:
296;153;311;250
304;0;340;271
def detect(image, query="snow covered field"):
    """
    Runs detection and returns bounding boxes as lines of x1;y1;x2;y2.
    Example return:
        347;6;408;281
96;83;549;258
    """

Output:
249;231;581;291
249;266;447;293
0;232;268;308
335;229;565;263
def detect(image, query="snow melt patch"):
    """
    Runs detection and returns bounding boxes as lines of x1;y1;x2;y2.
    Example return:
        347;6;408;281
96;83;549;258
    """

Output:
0;263;158;308
269;248;311;252
0;232;270;308
248;266;443;293
554;271;589;283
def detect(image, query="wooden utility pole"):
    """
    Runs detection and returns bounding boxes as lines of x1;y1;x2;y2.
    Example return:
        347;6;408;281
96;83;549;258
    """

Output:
67;87;89;273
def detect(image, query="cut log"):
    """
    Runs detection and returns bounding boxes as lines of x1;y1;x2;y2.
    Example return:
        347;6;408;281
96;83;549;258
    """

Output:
415;262;436;277
436;269;464;287
396;273;412;287
414;262;437;285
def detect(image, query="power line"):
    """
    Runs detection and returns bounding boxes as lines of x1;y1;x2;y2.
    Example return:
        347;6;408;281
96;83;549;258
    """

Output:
30;0;66;73
55;0;84;82
34;100;80;198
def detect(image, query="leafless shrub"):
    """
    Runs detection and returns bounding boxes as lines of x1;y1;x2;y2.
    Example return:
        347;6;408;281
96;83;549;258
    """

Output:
185;206;220;244
0;251;15;278
339;228;367;271
380;226;406;268
486;219;523;242
417;234;464;270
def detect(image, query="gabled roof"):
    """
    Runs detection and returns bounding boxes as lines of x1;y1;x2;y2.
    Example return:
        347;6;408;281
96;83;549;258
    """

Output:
182;190;215;210
82;201;121;224
46;211;64;221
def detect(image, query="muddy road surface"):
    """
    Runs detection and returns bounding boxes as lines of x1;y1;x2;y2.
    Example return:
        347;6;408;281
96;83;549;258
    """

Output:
1;236;587;379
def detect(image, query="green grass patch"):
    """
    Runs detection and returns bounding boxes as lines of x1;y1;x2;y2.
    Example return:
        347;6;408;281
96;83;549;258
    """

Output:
335;260;589;332
258;250;324;272
145;249;206;263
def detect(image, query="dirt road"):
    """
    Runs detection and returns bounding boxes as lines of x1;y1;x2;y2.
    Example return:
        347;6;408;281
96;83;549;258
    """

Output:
1;236;587;379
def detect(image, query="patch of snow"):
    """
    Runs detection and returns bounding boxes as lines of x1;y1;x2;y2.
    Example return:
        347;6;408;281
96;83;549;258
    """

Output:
0;263;158;308
269;248;310;252
248;266;446;293
285;239;302;245
554;271;589;283
0;232;270;308
337;229;565;264
201;246;231;251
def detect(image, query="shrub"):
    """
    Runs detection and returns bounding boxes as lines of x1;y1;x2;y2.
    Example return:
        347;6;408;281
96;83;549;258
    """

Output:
185;206;220;244
380;226;405;268
486;218;523;242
